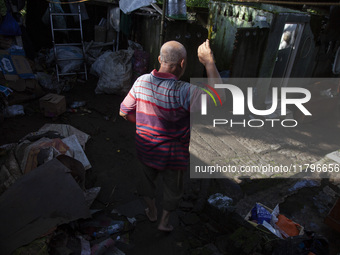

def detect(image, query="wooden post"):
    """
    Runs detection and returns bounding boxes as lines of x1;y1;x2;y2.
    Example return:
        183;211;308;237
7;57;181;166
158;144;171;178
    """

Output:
160;0;167;48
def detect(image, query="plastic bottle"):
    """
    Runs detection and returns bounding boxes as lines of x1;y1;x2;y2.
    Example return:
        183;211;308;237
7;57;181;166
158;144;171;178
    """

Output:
4;105;24;118
167;0;187;20
70;101;86;108
92;221;124;238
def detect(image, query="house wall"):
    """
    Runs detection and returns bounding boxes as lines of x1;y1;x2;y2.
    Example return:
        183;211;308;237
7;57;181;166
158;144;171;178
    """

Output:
133;14;208;82
209;1;315;109
209;1;274;76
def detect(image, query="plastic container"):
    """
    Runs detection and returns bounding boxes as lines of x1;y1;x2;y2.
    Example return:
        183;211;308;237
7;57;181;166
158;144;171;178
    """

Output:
166;0;187;20
92;221;124;238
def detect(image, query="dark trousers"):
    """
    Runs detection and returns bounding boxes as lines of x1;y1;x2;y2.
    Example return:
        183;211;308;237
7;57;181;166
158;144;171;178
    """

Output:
138;164;184;212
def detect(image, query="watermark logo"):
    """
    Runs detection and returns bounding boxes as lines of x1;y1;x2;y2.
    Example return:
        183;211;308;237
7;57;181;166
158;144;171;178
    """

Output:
201;84;311;116
198;84;223;115
190;78;339;179
198;82;312;128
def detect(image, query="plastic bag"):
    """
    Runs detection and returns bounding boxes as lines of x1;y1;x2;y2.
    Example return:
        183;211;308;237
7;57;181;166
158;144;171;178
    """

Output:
4;105;24;118
47;46;84;74
36;72;54;90
0;11;22;36
119;0;155;14
95;50;134;95
90;51;113;77
250;203;272;224
109;7;120;31
207;193;233;212
128;41;149;78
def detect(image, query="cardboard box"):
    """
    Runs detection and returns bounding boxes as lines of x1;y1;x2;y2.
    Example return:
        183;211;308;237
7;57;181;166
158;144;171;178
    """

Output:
245;202;304;237
0;49;34;81
39;93;66;117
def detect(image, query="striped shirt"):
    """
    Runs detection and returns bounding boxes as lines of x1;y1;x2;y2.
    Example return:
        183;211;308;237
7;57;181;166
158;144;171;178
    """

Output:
120;69;202;170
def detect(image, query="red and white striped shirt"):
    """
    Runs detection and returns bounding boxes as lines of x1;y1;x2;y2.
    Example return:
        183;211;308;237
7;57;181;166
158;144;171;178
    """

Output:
120;69;202;170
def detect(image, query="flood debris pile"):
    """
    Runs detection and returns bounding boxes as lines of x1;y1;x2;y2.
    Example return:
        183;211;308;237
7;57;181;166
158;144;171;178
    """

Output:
0;124;134;255
0;38;150;123
199;193;330;255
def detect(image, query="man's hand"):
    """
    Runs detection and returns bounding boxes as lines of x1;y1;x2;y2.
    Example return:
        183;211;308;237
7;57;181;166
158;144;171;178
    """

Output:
198;39;221;81
120;110;136;123
197;39;225;104
198;39;215;66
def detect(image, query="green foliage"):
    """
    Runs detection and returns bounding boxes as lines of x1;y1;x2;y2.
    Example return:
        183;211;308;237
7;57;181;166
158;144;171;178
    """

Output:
186;0;209;8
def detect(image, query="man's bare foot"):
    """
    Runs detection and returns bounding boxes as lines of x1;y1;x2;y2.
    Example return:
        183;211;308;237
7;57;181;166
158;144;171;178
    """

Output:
145;208;157;222
158;223;174;232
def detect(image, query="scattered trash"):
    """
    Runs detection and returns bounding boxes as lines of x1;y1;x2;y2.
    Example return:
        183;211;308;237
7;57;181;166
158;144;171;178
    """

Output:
78;235;91;255
47;46;84;74
70;101;86;109
126;217;136;225
39;93;66;117
95;50;134;95
4;104;24;117
0;48;35;80
0;149;23;195
0;159;91;254
288;179;320;192
250;203;272;225
62;134;92;170
207;193;233;212
245;203;304;239
35;72;54;90
0;84;13;97
15;137;70;174
38;124;90;149
90;51;113;77
92;221;124;238
10;124;91;177
91;238;115;255
84;187;101;208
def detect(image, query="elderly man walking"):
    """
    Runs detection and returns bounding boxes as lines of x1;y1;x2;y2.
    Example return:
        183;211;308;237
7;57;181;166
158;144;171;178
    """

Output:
120;39;220;231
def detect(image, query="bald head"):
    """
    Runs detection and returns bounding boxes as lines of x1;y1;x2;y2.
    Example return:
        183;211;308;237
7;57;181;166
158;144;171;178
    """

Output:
160;41;187;65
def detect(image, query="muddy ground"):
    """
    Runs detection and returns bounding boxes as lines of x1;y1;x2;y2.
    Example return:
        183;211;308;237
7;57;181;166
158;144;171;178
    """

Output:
1;76;340;255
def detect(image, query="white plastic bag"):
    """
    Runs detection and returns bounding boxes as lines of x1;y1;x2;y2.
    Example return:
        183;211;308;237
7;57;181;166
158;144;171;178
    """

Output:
47;46;84;74
95;50;134;95
90;51;113;77
4;105;24;118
